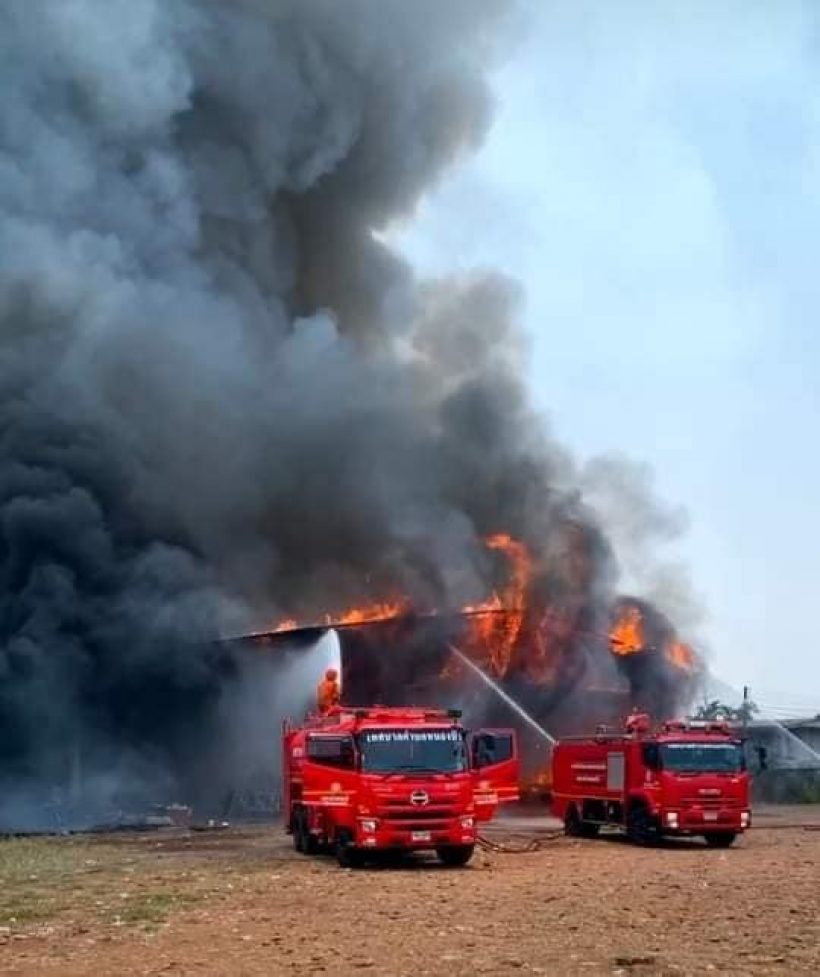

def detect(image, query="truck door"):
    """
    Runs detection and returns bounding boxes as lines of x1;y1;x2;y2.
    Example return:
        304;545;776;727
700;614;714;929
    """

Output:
470;728;520;820
303;734;358;809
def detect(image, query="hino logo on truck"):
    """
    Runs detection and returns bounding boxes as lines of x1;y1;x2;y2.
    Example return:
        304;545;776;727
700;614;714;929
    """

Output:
410;790;429;806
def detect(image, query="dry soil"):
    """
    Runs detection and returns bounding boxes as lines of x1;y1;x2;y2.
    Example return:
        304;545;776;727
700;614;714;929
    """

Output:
1;806;818;977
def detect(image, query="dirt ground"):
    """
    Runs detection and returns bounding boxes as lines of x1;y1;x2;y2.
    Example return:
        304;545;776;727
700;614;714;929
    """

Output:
1;806;819;977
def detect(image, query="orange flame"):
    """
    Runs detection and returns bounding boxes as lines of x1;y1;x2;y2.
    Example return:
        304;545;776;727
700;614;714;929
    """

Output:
265;535;698;683
462;534;533;677
523;764;552;797
665;639;696;672
268;534;537;680
609;604;697;672
272;618;299;633
269;600;411;634
609;604;644;655
325;600;411;628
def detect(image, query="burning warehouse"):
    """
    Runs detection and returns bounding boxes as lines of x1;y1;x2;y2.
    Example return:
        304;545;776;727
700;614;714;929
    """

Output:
5;535;702;829
195;535;702;816
0;0;703;829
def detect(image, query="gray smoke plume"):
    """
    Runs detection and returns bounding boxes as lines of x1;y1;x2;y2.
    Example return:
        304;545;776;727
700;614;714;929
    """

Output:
0;0;694;819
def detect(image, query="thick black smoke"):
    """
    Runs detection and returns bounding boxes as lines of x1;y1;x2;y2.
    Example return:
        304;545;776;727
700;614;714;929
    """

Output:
0;0;695;820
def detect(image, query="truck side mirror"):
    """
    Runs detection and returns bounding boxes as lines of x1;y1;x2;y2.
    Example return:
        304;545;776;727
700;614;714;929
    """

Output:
472;731;514;768
473;734;498;768
642;743;661;771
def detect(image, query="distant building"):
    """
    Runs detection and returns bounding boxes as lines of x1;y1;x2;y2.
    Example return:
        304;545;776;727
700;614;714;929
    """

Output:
744;715;820;803
783;716;820;756
747;716;820;768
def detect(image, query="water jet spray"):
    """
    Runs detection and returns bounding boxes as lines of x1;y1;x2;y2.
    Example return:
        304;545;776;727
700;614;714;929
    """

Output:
448;644;556;745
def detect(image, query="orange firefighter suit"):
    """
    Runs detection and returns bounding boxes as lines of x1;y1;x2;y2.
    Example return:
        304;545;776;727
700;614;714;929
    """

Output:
316;668;340;714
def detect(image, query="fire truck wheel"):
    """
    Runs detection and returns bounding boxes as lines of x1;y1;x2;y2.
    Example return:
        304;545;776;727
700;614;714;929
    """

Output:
291;810;305;853
626;803;655;845
302;822;320;855
436;844;475;867
336;832;364;868
704;832;737;848
293;809;319;855
564;806;600;839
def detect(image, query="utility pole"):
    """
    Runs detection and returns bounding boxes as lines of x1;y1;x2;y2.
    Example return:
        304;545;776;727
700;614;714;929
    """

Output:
741;686;751;776
70;732;83;807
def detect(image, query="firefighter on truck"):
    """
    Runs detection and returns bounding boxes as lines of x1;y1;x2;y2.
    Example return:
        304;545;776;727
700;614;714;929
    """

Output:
316;668;340;715
550;713;751;847
281;667;520;868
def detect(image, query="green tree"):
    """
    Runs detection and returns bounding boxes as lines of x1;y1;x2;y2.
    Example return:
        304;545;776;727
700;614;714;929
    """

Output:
693;698;759;724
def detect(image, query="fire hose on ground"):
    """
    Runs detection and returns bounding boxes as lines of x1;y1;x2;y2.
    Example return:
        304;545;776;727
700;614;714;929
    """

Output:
476;830;565;853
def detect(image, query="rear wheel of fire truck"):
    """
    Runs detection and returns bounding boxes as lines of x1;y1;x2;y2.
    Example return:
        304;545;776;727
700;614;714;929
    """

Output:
626;802;656;846
436;845;475;867
335;831;364;869
703;832;737;848
563;804;599;839
291;809;305;853
292;808;319;855
564;804;601;838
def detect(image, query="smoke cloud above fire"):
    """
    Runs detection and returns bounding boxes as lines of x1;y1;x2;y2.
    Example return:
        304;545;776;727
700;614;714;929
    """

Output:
0;0;698;813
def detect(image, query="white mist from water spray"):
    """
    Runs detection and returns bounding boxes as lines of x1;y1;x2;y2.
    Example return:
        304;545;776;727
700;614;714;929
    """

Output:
756;715;820;768
215;629;342;800
311;628;343;690
448;644;556;745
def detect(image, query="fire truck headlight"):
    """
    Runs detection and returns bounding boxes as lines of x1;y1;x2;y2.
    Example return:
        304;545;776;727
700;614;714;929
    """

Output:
460;816;475;829
665;811;679;828
359;819;377;833
740;811;750;828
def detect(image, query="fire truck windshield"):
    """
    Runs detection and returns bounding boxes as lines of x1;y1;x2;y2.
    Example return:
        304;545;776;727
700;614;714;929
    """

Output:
660;742;745;773
358;728;467;773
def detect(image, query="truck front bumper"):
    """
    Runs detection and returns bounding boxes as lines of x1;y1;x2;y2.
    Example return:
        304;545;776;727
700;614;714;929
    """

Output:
354;817;476;850
659;807;750;834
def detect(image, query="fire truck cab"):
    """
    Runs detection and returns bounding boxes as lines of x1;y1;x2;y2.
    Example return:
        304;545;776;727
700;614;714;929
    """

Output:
551;715;751;846
282;705;519;867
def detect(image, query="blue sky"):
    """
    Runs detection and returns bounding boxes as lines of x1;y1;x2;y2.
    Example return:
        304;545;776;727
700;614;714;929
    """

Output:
390;1;820;714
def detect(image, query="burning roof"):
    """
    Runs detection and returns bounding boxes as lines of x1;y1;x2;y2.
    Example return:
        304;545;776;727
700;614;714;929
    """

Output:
249;533;701;732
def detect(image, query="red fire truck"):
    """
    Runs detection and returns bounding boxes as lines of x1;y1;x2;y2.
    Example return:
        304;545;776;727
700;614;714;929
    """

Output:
282;705;519;867
551;714;751;846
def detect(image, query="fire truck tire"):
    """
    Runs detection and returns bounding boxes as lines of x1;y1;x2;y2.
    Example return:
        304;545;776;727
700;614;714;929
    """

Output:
704;832;737;848
291;809;305;853
626;803;655;845
563;805;598;838
302;824;320;855
436;845;475;867
292;808;319;855
336;832;364;868
563;805;580;836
